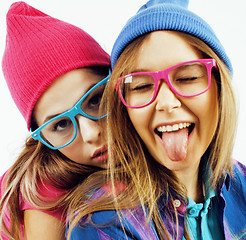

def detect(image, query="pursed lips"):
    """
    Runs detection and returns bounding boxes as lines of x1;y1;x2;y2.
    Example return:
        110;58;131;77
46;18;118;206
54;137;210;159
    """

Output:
91;145;108;159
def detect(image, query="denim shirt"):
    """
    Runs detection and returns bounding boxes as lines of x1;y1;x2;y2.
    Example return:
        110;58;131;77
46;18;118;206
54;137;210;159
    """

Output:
183;164;224;240
66;161;246;240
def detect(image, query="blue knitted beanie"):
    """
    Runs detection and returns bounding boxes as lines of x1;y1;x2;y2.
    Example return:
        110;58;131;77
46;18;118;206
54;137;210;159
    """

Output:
111;0;232;73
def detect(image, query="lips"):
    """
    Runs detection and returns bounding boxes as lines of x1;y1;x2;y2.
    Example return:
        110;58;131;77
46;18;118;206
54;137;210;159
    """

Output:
91;146;108;162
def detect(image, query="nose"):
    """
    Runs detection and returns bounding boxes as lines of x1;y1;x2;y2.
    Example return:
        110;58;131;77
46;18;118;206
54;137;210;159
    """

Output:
76;115;103;143
155;82;181;112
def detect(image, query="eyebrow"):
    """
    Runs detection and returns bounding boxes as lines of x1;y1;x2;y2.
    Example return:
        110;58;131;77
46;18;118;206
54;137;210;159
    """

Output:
130;68;154;73
42;113;63;125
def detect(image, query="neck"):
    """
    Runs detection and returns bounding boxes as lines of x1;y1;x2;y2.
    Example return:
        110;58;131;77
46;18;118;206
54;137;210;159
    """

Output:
175;166;204;203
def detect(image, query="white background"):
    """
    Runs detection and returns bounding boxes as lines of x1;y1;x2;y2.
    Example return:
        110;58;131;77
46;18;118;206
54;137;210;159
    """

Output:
0;0;245;175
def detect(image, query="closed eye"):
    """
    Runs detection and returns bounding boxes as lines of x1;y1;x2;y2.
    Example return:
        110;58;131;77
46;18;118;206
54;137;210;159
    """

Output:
131;83;154;91
176;77;198;82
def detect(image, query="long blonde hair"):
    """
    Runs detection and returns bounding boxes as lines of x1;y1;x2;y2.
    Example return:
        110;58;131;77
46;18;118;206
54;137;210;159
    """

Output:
0;136;101;240
67;32;237;239
0;67;109;240
0;137;101;239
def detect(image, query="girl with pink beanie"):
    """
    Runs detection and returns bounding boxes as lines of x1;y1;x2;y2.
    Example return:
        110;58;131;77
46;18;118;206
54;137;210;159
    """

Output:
0;1;110;239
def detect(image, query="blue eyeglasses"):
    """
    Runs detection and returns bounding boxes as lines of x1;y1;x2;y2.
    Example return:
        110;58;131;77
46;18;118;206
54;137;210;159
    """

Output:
30;71;110;150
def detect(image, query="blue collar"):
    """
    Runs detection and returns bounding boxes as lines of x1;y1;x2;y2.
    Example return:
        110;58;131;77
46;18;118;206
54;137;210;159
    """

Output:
157;157;232;210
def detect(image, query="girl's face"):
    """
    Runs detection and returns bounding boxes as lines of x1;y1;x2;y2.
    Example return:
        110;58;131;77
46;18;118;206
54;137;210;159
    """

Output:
33;68;108;168
127;31;219;176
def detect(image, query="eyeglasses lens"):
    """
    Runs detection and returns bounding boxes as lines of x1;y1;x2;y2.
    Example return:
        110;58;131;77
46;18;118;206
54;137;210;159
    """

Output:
120;62;209;107
81;83;107;118
39;82;107;148
40;117;75;148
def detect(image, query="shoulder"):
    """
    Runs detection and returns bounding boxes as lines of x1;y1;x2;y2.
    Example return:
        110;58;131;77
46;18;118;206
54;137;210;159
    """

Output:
0;170;9;197
22;180;67;221
68;208;121;239
0;170;9;185
37;179;68;200
231;160;246;188
222;160;246;211
68;186;158;240
2;170;67;221
233;160;246;175
69;208;158;240
24;209;65;239
221;161;246;240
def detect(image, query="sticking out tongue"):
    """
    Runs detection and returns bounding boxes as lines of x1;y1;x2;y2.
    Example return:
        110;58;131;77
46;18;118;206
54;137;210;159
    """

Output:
161;128;188;161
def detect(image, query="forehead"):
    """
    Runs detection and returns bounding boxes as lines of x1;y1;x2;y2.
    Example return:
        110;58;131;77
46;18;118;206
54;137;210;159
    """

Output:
134;31;203;72
33;68;102;125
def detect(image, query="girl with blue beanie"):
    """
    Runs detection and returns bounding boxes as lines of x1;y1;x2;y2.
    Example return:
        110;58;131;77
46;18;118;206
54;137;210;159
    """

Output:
67;0;246;239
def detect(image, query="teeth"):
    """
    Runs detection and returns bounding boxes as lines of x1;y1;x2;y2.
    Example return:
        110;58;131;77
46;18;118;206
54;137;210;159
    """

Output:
167;125;172;132
157;123;191;133
173;124;179;131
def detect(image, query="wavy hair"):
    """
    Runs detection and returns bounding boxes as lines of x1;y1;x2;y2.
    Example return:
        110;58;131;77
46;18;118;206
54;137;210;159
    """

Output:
0;66;108;240
67;32;237;239
0;136;102;240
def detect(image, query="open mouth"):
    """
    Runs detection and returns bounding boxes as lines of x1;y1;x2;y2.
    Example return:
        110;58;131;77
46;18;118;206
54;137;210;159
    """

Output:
155;122;195;138
154;122;195;162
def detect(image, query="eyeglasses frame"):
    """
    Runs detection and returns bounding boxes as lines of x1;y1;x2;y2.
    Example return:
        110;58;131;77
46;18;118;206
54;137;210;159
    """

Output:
30;70;111;150
115;59;217;108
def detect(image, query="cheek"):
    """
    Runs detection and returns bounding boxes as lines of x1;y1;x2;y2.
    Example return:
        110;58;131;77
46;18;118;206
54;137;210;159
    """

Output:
127;107;153;140
192;96;218;123
201;82;219;130
58;147;78;162
188;82;219;142
58;140;86;163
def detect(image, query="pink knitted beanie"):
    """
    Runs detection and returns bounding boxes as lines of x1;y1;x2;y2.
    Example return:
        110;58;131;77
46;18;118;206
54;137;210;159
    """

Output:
2;1;110;129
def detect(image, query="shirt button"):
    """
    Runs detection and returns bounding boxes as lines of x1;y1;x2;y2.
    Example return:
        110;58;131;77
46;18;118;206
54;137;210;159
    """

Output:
173;199;181;208
189;209;196;215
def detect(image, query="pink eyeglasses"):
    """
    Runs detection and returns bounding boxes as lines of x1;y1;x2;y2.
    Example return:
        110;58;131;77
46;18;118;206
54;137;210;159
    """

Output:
115;58;217;108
